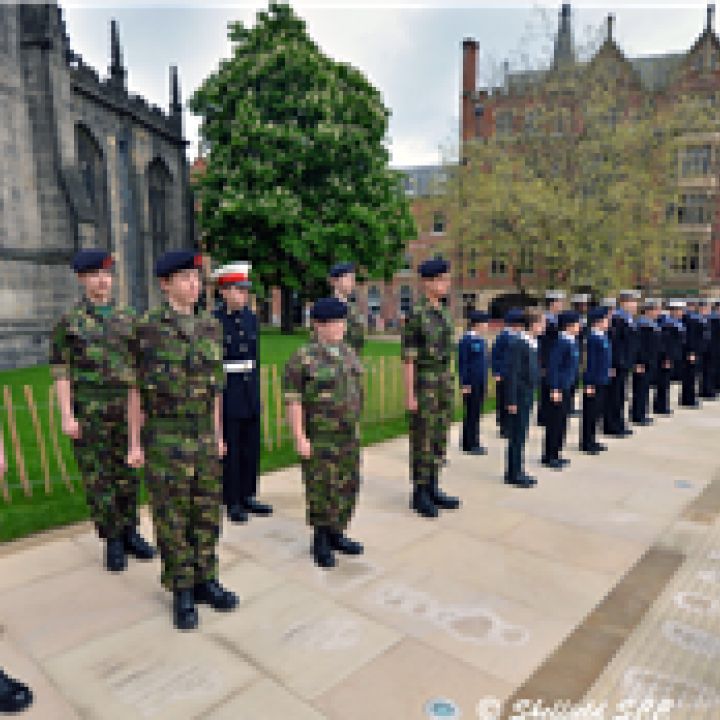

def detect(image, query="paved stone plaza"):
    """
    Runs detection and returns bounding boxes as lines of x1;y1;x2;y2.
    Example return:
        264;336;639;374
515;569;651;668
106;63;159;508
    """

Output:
2;402;720;719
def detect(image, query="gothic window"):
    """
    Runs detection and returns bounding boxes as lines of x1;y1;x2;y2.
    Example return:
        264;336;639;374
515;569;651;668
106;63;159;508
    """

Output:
75;124;109;249
147;158;172;258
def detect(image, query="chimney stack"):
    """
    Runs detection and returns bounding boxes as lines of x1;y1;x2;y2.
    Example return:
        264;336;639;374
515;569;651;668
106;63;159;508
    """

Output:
461;38;479;143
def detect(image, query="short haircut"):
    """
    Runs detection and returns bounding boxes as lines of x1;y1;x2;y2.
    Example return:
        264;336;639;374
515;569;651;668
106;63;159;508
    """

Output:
524;308;544;330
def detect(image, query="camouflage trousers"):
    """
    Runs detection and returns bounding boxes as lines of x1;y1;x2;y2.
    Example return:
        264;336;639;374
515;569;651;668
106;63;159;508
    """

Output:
143;419;221;591
73;396;139;540
409;368;453;488
301;426;361;532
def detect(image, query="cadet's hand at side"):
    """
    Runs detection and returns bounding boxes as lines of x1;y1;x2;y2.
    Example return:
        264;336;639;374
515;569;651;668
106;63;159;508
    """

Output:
551;390;562;403
507;404;517;414
61;414;81;440
462;386;471;395
296;435;312;459
585;385;595;396
217;438;227;458
406;395;418;412
126;445;145;468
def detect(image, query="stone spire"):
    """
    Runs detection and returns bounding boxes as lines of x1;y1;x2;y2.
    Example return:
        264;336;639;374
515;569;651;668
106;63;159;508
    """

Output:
109;19;126;88
606;13;615;43
553;3;575;69
707;3;715;32
169;65;182;134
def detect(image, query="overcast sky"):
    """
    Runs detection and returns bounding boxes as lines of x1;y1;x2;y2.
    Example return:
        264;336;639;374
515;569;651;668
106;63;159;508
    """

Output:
62;1;713;167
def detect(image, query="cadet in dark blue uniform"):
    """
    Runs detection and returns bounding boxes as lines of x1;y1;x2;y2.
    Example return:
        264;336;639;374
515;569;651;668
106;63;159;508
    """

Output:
491;312;522;438
538;290;565;427
631;299;660;426
711;300;720;394
681;300;701;407
504;308;543;488
604;291;638;437
569;293;589;416
458;310;489;454
542;310;580;470
213;262;272;523
654;302;678;415
698;298;716;400
581;305;612;454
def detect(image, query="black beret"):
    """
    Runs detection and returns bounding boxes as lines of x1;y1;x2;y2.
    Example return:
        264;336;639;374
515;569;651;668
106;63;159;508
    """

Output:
418;258;450;278
329;262;355;279
71;249;113;274
468;310;489;324
588;306;609;324
155;250;203;278
504;307;525;325
310;297;348;321
558;310;580;329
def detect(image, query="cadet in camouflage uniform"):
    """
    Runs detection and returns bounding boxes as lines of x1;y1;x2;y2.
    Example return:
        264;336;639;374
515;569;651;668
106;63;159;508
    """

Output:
329;262;365;354
127;250;238;631
49;249;155;573
283;297;364;569
402;257;460;518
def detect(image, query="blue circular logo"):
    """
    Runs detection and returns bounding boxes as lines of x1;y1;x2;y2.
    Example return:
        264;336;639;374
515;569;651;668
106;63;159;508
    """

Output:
425;698;461;718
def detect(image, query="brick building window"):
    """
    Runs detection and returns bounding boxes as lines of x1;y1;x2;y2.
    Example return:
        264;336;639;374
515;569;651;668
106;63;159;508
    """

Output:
524;109;540;135
678;194;713;225
432;212;446;234
519;246;535;274
468;267;477;279
490;257;507;277
681;145;712;177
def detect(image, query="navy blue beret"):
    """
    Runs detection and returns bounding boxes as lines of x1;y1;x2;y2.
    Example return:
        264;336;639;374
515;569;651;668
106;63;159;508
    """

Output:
329;262;355;279
71;249;113;273
558;310;580;328
418;258;450;278
588;306;610;324
504;307;525;325
468;310;489;324
155;250;202;278
310;297;348;321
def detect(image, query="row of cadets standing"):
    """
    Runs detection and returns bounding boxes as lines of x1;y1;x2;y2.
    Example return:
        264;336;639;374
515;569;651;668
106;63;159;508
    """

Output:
537;290;565;427
630;298;661;426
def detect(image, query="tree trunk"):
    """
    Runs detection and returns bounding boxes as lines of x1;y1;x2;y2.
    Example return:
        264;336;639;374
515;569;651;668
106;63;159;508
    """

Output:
281;286;295;334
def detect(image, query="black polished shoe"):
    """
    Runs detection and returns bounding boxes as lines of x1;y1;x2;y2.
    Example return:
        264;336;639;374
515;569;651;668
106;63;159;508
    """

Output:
228;504;248;523
105;538;127;572
123;528;156;561
592;443;608;452
580;446;600;455
410;486;439;518
243;497;273;516
558;457;570;467
431;485;461;510
194;580;239;611
541;458;564;470
329;531;364;556
519;472;537;486
467;445;487;456
311;527;336;568
0;670;33;714
173;589;198;630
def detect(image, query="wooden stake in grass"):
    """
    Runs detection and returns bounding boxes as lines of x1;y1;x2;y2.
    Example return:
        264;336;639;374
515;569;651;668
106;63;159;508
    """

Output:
271;363;283;448
0;405;9;503
48;385;73;492
379;356;386;420
261;365;272;451
4;386;30;497
24;385;51;494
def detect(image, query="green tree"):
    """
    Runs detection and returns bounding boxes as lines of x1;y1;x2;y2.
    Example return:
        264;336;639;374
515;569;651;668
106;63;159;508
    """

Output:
190;2;415;331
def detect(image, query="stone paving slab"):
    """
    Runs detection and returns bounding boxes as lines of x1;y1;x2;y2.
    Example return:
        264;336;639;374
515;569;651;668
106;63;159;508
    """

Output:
0;398;719;718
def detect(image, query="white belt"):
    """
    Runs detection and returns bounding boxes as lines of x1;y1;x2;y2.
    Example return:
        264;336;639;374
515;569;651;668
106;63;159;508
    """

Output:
224;360;255;373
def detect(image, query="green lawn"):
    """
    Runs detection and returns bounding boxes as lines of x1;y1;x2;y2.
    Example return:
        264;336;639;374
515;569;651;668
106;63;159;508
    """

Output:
0;328;492;543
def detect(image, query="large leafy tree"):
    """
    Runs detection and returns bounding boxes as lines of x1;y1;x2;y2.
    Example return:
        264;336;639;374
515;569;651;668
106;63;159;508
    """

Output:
190;2;415;330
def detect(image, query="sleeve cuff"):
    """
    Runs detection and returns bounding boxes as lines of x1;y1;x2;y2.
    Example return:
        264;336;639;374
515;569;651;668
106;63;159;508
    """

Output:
401;348;418;361
283;391;302;403
50;364;69;380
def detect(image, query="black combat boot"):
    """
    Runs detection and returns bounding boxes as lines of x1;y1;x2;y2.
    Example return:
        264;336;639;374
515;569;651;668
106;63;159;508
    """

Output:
0;669;33;714
228;504;248;523
410;485;439;518
311;527;336;568
123;527;156;561
430;472;461;510
194;580;239;612
105;537;127;572
173;589;198;630
328;530;364;556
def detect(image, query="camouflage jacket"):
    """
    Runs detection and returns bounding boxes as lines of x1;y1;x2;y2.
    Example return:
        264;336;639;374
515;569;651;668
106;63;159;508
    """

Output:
49;297;135;400
343;297;365;355
283;341;364;437
130;301;224;422
401;296;453;372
